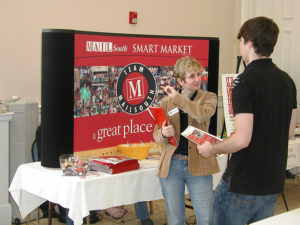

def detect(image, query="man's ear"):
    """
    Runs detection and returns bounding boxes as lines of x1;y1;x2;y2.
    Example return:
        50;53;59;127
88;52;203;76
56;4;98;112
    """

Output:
246;40;254;47
247;40;258;54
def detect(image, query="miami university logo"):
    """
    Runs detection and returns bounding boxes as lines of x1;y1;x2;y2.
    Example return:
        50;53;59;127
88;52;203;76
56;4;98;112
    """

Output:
117;63;156;114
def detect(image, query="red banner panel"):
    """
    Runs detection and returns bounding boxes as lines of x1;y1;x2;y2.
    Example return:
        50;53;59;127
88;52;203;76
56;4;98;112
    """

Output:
73;32;217;152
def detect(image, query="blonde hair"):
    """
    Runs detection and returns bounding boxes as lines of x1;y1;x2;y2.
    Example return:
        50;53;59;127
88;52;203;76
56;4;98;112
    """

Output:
173;56;203;81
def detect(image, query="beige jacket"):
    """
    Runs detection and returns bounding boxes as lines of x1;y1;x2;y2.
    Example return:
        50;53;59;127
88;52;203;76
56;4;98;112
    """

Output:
153;90;220;178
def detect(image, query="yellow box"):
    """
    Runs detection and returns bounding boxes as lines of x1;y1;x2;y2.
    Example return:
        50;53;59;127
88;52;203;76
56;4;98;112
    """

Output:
117;143;151;159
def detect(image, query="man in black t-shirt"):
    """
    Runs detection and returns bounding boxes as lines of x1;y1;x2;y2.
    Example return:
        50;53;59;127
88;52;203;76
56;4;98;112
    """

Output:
197;17;297;225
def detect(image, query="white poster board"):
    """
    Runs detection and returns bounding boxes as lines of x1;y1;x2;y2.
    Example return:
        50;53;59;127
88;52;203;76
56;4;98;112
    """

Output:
221;74;239;136
287;140;300;170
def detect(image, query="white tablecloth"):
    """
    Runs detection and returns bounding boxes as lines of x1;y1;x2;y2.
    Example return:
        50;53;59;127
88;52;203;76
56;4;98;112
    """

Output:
9;155;228;225
9;162;163;225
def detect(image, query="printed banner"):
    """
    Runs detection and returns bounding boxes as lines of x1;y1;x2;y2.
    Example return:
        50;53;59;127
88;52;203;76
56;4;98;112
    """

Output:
74;34;209;67
74;33;210;152
221;74;238;136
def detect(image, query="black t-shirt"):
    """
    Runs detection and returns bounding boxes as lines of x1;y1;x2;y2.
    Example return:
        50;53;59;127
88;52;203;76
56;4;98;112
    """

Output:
223;58;297;195
174;91;197;155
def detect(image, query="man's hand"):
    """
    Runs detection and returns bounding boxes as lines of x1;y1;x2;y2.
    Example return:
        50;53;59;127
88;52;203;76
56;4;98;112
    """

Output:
197;141;215;158
197;113;254;157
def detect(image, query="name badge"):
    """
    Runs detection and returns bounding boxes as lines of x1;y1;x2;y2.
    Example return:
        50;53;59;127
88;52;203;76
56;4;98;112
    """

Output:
168;108;179;117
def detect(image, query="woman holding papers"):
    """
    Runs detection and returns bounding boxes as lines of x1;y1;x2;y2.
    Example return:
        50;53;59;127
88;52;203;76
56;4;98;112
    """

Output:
153;56;219;225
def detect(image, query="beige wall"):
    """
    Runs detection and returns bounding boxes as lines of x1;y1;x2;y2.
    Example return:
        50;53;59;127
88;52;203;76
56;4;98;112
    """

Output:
0;0;241;103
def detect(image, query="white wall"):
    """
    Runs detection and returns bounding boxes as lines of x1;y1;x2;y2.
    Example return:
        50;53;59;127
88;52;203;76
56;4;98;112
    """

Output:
0;0;241;103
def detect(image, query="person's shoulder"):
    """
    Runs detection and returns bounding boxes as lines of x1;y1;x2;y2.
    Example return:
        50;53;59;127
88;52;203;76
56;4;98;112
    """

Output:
235;69;257;85
237;70;251;80
232;73;255;95
195;89;213;95
267;65;296;88
202;90;217;98
196;90;217;101
232;75;243;89
283;72;297;90
278;68;295;83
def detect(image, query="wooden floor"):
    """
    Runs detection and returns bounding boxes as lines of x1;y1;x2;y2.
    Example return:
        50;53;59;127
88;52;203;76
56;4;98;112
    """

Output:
18;177;300;225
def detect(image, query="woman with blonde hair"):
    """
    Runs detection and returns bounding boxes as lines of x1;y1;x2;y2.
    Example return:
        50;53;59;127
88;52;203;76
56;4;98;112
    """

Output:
153;56;219;225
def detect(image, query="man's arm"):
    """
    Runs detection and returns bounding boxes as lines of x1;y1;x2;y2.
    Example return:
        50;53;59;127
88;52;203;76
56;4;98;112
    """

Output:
289;109;297;138
197;113;253;158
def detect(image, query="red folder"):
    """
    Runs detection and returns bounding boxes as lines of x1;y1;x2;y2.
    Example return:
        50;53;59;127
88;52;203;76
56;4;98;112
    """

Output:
148;107;177;146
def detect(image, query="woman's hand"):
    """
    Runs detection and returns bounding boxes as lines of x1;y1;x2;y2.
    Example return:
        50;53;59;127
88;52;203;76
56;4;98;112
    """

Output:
161;85;177;98
161;121;175;138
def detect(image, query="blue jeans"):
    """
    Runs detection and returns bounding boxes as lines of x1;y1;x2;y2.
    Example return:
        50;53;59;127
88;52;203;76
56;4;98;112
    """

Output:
210;177;277;225
66;201;149;225
159;156;213;225
135;201;150;220
66;209;73;225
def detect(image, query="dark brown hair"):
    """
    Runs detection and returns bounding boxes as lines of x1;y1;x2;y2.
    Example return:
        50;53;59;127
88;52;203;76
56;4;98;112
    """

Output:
237;16;279;57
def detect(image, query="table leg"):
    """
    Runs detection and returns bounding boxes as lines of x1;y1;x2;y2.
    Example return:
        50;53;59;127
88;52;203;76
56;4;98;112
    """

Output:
282;192;289;211
86;215;90;225
48;203;52;225
149;201;153;214
26;213;31;225
37;207;40;225
295;173;300;185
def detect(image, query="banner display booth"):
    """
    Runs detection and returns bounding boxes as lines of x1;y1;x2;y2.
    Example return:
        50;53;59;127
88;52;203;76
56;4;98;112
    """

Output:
41;29;219;168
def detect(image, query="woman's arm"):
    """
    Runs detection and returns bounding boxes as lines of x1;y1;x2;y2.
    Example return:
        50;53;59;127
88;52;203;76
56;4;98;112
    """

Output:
173;91;217;123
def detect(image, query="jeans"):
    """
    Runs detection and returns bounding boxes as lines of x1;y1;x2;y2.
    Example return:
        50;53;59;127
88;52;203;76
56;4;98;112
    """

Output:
66;201;149;225
66;209;73;225
135;201;150;220
159;156;213;225
210;177;277;225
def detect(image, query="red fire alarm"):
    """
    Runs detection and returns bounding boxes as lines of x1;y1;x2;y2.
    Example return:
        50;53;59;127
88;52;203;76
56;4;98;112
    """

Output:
129;11;137;24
